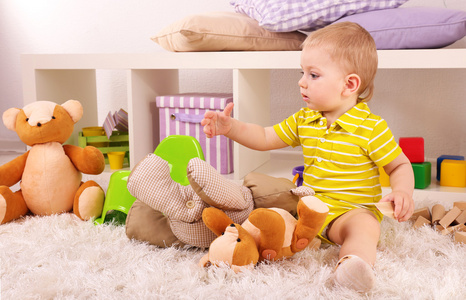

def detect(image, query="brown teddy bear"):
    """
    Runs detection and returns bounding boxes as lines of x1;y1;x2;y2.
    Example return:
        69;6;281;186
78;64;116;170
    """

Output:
126;153;318;249
199;196;329;272
0;100;106;224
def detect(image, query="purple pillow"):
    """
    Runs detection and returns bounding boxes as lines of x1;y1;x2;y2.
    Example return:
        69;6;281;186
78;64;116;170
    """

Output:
230;0;408;32
335;7;466;49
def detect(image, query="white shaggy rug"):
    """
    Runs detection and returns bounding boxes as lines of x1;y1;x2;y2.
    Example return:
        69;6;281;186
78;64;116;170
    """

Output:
1;197;466;299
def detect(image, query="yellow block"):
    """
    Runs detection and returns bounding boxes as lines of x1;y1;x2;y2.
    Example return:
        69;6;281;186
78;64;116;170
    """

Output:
440;159;466;187
379;167;390;187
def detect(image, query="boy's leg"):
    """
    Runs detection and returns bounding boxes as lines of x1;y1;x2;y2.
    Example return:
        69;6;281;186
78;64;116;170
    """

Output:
327;208;380;264
326;208;380;292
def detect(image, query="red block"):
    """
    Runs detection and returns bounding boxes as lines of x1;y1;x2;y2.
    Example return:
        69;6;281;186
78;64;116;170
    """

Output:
399;137;424;163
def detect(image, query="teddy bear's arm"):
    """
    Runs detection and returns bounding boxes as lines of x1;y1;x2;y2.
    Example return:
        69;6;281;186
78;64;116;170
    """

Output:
0;151;29;187
63;144;105;175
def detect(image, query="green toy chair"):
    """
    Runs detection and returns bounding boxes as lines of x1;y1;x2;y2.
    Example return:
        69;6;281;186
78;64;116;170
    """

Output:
153;135;205;186
95;135;205;225
94;170;135;225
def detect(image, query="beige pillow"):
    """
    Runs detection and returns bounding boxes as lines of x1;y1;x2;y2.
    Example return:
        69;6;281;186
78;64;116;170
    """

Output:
151;12;307;52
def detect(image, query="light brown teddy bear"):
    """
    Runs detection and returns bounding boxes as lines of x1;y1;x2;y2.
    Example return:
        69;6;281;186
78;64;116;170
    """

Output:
0;100;106;224
199;196;329;272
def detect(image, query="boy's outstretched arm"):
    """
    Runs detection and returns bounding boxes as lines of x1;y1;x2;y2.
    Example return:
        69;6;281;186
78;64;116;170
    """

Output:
201;103;288;151
380;153;415;222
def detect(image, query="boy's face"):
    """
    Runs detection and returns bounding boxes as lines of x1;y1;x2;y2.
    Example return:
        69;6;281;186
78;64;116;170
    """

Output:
299;46;349;114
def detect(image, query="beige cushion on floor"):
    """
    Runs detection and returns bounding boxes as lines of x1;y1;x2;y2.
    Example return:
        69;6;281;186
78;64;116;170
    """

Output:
151;12;307;52
125;200;185;248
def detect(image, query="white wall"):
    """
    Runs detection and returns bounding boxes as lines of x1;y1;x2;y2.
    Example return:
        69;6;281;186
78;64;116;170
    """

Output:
1;0;465;161
0;0;232;149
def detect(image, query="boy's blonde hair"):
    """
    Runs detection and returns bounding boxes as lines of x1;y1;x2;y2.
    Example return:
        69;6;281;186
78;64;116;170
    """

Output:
302;22;378;102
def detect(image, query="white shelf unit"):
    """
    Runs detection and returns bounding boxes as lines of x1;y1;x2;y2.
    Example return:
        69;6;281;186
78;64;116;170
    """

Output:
21;50;466;182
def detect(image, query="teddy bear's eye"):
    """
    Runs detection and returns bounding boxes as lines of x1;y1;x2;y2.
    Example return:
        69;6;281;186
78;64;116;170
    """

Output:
221;232;225;235
52;116;56;119
229;224;235;227
26;118;29;121
237;238;241;242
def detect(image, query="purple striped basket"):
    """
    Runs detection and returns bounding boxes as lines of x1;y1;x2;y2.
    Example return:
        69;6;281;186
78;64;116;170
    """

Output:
156;93;234;174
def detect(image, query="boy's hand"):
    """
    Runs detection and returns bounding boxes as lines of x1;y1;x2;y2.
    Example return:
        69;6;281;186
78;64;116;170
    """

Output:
380;191;414;222
201;102;234;138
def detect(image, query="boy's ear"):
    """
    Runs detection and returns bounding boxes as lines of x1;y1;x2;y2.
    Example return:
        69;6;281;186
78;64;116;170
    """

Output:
342;74;361;96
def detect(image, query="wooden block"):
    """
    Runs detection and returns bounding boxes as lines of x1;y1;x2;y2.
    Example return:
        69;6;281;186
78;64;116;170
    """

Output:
413;216;431;229
399;137;424;163
437;155;465;181
308;238;321;250
439;206;462;229
454;210;466;225
440;160;466;187
434;225;444;232
379;166;390;187
441;224;466;235
431;204;446;224
412;162;431;189
410;207;431;222
454;231;466;244
453;201;466;211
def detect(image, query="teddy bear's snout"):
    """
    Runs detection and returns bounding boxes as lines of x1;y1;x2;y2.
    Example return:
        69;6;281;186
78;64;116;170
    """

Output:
27;116;51;127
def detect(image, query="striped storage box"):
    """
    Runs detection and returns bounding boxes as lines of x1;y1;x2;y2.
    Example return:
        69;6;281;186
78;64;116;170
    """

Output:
156;93;234;174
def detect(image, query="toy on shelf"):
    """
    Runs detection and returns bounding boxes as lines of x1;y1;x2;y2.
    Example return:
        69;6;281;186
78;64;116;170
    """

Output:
411;201;466;244
0;100;106;224
436;155;464;181
412;162;431;189
199;196;328;272
155;93;234;174
103;108;128;139
439;159;466;187
78;130;129;167
399;137;424;163
378;166;390;187
292;165;304;186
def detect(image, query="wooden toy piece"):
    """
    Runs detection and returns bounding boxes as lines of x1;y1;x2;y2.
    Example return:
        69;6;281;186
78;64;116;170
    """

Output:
454;210;466;225
434;224;444;232
378;167;390;187
399;137;424;163
361;202;394;219
410;207;431;222
411;162;431;189
440;159;466;187
439;206;462;229
436;155;464;181
431;204;446;224
454;231;466;244
453;201;466;211
441;223;466;235
413;216;431;229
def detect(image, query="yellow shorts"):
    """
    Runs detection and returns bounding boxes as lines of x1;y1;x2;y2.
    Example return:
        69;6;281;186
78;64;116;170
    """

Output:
315;195;384;245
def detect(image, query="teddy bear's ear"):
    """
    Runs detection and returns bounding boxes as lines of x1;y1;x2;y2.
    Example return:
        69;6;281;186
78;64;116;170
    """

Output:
2;107;21;131
202;207;234;236
61;100;83;123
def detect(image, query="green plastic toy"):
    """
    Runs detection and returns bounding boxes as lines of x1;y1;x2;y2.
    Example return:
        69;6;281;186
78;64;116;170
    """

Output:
95;135;205;225
94;170;136;225
153;135;205;186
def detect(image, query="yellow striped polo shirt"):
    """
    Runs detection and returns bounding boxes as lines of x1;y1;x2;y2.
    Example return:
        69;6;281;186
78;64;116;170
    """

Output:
274;102;402;204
